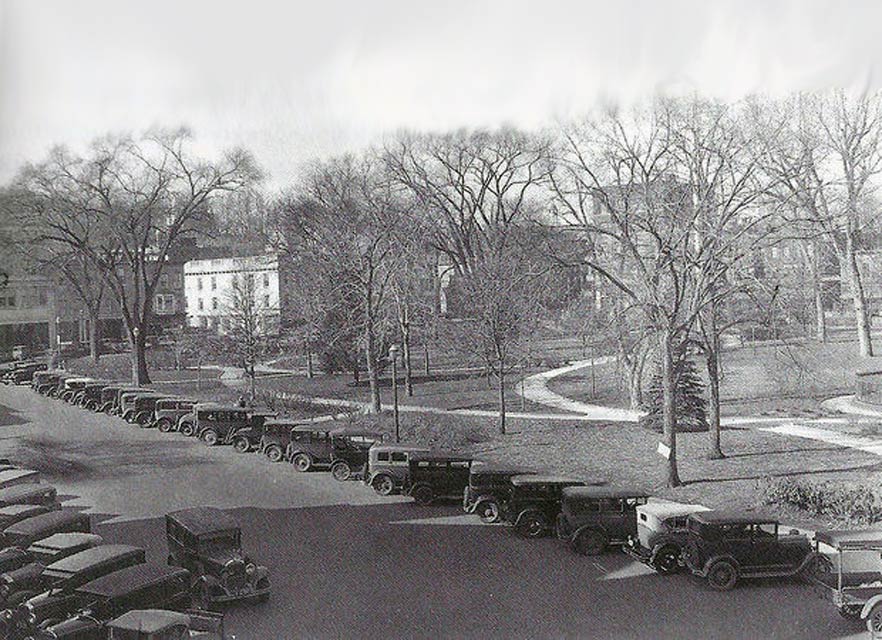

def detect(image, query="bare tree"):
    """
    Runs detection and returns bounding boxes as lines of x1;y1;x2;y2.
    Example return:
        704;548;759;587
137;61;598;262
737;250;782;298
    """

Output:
224;272;271;400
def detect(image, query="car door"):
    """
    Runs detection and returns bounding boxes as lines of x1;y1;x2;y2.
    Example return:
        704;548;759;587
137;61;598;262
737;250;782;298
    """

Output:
750;523;789;570
718;523;753;567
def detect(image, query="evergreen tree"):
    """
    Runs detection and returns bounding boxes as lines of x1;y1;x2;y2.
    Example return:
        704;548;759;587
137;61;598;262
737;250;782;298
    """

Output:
640;352;709;433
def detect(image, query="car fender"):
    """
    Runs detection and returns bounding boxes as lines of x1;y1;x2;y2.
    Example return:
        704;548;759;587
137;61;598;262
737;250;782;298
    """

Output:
649;536;684;564
572;523;609;542
408;482;432;497
861;594;882;620
469;494;499;514
513;509;545;527
702;554;739;575
254;566;270;582
199;573;221;590
369;472;395;486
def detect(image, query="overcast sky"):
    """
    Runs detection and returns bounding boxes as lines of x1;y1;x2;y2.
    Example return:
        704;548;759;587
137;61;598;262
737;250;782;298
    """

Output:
1;0;881;188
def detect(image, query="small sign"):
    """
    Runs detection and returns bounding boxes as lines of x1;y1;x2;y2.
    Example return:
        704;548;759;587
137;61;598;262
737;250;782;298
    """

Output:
657;442;671;459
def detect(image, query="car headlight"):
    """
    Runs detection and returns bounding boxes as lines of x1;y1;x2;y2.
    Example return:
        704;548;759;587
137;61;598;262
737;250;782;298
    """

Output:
246;563;256;576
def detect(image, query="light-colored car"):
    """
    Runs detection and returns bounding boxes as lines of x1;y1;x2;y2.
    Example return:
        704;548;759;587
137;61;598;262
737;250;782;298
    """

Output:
622;500;710;574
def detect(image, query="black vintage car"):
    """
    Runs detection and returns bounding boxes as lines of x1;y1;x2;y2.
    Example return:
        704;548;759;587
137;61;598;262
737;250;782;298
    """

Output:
0;484;59;510
100;386;150;416
500;475;587;538
152;397;198;432
118;390;163;423
126;393;169;427
17;544;147;625
328;427;384;481
228;411;278;453
0;504;58;532
177;404;249;443
75;381;114;409
166;507;270;607
0;533;104;605
0;509;89;549
403;453;473;506
682;510;820;590
59;378;94;403
554;486;649;555
463;463;537;524
32;371;64;395
3;362;45;385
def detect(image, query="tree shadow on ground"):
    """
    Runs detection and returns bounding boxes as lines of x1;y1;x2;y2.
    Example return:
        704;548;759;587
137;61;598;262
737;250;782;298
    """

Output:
0;403;27;427
683;460;882;486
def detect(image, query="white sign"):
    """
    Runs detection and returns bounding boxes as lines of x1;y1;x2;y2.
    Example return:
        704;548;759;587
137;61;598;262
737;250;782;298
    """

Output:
657;442;671;459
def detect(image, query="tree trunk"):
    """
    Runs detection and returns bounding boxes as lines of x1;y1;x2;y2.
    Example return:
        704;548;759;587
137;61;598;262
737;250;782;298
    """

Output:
701;305;724;460
497;365;506;435
365;332;381;413
306;349;313;379
88;311;101;364
249;365;256;401
130;327;150;385
402;309;413;397
424;344;430;376
844;231;873;356
660;331;680;487
809;241;827;343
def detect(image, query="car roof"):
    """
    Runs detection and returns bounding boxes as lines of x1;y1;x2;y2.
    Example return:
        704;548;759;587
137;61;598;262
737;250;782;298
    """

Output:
561;486;647;500
410;452;473;463
0;469;39;481
194;403;247;411
264;418;309;426
46;544;143;572
329;427;384;438
470;463;537;475
4;508;86;535
0;483;56;501
689;510;778;525
76;564;188;598
290;425;332;433
0;503;49;517
108;609;190;632
167;507;239;535
371;443;432;452
28;532;103;551
636;501;711;518
814;528;882;550
510;475;585;486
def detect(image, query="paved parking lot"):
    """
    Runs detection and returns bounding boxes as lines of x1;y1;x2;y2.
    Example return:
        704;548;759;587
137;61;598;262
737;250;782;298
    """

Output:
0;385;871;639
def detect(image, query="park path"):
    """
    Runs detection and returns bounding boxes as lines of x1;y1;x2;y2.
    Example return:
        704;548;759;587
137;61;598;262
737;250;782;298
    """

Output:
760;423;882;457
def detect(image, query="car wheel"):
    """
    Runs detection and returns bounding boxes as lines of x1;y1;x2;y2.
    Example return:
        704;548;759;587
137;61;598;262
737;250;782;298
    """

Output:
202;429;219;446
331;461;351;481
707;560;738;591
156;418;173;433
516;513;547;539
372;475;395;496
85;400;98;411
135;412;152;427
652;545;681;575
478;500;500;524
412;485;434;506
266;446;284;463
102;403;114;414
572;529;607;555
180;422;195;437
122;410;135;423
233;438;250;453
292;453;312;472
867;603;882;634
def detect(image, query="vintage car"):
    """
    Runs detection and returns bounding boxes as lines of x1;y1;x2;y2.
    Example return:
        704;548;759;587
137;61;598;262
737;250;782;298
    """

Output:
228;411;278;453
328;427;385;481
59;378;94;403
33;607;225;640
554;486;650;555
499;475;587;538
46;374;77;399
0;533;104;605
119;391;162;423
18;544;147;625
622;501;711;573
402;453;473;505
76;381;114;410
682;510;819;590
3;362;45;385
258;419;304;462
462;463;538;524
0;484;59;510
0;469;40;490
811;528;882;632
363;443;433;495
166;507;270;606
102;386;151;416
177;404;249;442
1;510;92;550
286;425;341;471
33;371;64;395
152;398;198;433
125;394;170;427
0;504;58;532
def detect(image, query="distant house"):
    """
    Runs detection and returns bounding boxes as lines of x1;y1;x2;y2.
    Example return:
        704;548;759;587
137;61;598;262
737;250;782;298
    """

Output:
183;253;285;335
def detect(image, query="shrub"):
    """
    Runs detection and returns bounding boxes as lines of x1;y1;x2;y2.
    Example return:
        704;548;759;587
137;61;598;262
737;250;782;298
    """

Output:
759;476;882;525
640;356;708;433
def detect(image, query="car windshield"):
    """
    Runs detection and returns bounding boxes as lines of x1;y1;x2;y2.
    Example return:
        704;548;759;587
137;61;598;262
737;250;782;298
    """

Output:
199;533;238;556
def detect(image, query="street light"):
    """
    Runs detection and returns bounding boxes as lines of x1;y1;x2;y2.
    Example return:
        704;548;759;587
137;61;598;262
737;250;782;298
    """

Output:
389;344;400;443
55;316;61;368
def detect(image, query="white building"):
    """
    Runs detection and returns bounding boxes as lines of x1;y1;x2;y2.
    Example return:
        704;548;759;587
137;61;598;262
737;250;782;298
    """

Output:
183;254;282;334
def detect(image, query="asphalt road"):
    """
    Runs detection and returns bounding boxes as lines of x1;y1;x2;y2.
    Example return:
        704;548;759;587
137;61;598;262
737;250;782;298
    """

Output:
0;384;870;640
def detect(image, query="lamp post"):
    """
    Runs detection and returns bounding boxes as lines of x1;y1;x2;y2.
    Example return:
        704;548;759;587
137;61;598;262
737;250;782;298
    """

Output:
389;344;400;443
55;316;61;368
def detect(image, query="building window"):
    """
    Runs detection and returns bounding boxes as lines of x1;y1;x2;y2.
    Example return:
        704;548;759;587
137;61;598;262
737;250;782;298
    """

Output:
211;276;217;290
263;273;269;287
197;277;203;291
198;299;204;311
0;297;5;308
6;295;14;308
212;297;218;310
264;295;270;307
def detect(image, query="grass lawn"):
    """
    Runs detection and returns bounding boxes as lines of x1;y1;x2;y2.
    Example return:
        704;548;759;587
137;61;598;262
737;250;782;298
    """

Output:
66;353;223;383
251;369;579;415
547;337;876;416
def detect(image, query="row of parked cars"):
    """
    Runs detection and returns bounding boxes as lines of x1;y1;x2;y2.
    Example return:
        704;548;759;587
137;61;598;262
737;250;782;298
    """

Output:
4;362;882;635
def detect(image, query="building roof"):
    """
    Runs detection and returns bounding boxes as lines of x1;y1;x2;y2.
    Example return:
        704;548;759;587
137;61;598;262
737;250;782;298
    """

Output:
108;609;190;633
166;507;239;536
